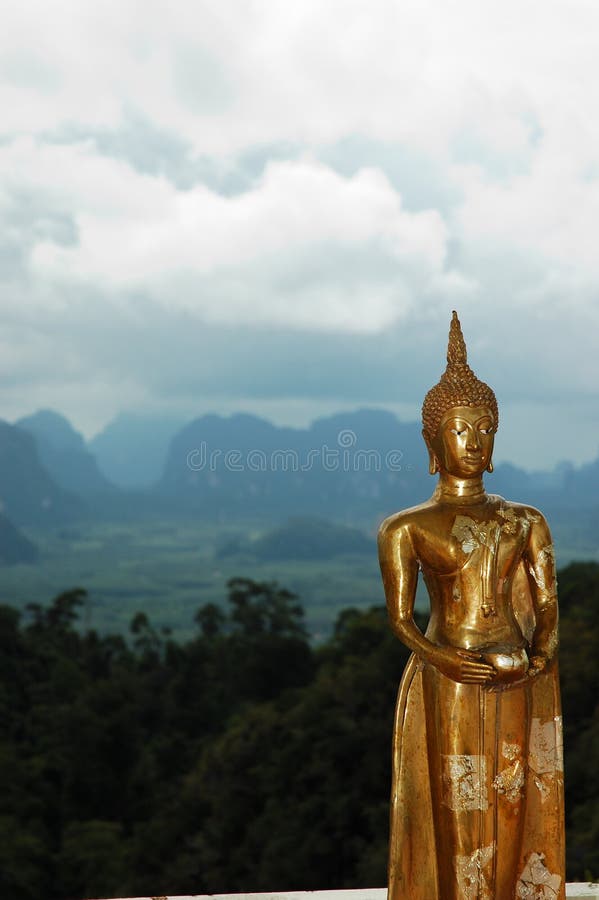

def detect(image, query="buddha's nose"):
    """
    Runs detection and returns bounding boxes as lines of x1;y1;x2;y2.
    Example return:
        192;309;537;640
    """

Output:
466;428;480;451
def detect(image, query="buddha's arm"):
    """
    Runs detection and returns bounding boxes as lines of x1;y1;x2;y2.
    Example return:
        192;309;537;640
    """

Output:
378;517;494;683
378;518;426;654
524;511;559;673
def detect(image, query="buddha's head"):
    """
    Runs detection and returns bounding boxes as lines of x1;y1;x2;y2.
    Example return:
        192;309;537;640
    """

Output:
422;311;498;477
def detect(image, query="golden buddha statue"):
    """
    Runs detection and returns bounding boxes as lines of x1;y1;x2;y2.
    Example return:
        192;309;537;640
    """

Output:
378;312;565;900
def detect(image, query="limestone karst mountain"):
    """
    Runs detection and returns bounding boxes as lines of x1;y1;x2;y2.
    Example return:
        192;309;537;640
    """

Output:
0;511;38;563
0;419;84;525
17;410;113;496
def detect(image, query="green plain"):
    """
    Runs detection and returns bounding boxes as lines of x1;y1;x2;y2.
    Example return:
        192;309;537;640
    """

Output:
0;518;400;641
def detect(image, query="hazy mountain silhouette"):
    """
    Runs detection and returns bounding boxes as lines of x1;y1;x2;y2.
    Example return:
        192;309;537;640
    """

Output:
17;410;113;495
0;420;84;525
157;408;587;521
0;512;38;563
6;406;599;530
158;409;472;517
90;412;188;487
17;409;85;452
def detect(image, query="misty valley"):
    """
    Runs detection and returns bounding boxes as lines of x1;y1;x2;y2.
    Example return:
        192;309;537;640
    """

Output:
2;407;599;638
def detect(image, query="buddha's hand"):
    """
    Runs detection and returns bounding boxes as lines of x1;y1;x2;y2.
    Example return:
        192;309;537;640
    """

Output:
428;646;496;684
527;654;548;678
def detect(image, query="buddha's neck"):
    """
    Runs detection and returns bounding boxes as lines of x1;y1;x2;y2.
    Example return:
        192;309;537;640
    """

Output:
433;472;488;505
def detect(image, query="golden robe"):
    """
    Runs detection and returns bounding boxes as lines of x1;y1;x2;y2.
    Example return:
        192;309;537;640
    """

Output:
387;564;565;900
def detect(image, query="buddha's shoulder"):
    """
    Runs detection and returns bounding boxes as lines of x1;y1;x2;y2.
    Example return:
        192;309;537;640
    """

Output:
378;500;438;541
378;496;550;544
488;494;549;526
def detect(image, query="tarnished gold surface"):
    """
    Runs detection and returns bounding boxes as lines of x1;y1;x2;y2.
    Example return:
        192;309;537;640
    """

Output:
378;312;565;899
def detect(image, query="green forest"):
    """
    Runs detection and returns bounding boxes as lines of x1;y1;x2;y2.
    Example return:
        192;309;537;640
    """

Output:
2;564;598;900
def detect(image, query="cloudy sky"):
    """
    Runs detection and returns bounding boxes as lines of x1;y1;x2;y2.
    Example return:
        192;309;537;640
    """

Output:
3;0;599;468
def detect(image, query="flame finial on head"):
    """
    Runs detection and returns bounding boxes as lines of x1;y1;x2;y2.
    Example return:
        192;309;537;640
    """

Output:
446;310;467;370
421;311;498;438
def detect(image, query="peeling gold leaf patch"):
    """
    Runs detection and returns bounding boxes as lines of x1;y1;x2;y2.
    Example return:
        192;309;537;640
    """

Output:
516;851;561;898
529;716;563;803
443;754;488;811
493;742;525;803
456;843;494;900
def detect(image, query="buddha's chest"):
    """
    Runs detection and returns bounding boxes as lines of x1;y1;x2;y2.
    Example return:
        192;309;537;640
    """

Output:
451;510;528;567
418;504;535;576
418;506;536;619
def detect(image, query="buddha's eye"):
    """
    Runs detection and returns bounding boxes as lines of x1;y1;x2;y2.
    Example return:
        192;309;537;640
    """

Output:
450;428;465;436
480;427;493;435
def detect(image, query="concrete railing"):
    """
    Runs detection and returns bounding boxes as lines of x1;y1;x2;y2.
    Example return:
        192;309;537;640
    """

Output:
91;884;599;899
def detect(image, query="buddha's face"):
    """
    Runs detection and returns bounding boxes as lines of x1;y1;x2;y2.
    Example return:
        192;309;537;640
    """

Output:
428;405;495;478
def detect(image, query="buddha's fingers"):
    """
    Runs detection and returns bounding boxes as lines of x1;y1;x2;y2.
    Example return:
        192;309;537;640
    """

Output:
456;648;485;661
461;663;495;682
462;660;495;673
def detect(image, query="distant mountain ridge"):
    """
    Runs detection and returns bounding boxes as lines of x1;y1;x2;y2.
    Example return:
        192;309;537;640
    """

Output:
7;406;599;527
0;513;38;563
17;410;112;495
156;408;599;522
0;420;84;525
157;408;564;519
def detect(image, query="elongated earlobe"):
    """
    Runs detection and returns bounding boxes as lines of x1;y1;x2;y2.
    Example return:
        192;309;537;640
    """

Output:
422;428;439;476
486;460;494;473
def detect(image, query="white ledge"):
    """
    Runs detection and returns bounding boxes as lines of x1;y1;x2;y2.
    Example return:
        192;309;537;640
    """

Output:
87;885;599;899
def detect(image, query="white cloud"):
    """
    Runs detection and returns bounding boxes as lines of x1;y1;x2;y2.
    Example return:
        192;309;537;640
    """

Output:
2;140;449;332
0;0;587;155
3;1;599;172
454;145;599;276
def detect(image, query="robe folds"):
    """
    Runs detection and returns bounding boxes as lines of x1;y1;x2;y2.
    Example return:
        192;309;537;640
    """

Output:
388;652;565;900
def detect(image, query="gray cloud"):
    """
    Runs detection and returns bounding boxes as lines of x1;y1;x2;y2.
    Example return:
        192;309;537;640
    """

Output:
45;112;224;192
0;186;78;281
172;41;234;114
43;111;308;199
0;50;62;93
2;0;599;471
320;136;462;214
0;265;598;470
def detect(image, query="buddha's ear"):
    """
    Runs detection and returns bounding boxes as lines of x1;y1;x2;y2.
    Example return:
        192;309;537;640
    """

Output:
486;428;495;473
422;429;439;476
